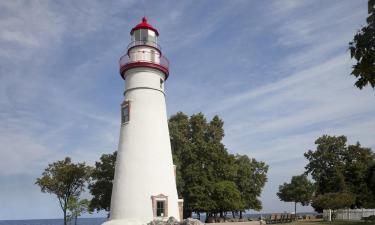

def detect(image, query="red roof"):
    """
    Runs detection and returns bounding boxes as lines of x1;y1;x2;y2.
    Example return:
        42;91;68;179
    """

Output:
130;17;159;36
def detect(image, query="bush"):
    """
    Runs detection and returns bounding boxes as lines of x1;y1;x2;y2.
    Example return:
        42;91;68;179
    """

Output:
362;215;375;222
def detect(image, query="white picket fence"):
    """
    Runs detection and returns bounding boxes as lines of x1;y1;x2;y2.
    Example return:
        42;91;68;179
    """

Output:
323;209;375;221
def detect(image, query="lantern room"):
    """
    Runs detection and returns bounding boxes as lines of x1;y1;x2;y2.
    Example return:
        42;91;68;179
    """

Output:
120;17;169;80
130;17;159;48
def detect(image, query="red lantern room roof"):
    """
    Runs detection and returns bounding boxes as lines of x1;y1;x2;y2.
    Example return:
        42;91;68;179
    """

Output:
130;17;159;36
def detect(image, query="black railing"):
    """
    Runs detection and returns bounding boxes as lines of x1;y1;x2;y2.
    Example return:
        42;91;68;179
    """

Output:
119;50;169;72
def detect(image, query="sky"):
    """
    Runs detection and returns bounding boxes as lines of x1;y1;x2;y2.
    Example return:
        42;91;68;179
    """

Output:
0;0;374;220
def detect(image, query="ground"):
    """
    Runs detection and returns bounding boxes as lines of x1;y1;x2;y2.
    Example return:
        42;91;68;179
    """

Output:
209;220;374;225
294;220;374;225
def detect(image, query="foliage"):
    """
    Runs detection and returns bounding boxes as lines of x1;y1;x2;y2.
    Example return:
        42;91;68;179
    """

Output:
277;175;315;214
169;112;268;218
312;192;356;210
233;154;268;212
67;197;91;225
365;162;375;207
343;143;375;208
35;157;91;225
88;151;117;213
304;135;375;211
212;181;243;214
348;0;375;89
169;112;191;198
304;135;347;195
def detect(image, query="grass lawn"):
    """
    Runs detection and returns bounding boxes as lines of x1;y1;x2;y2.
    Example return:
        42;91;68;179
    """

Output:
292;220;375;225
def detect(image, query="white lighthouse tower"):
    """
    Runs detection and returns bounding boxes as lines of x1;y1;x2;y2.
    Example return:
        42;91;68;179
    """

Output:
103;17;182;225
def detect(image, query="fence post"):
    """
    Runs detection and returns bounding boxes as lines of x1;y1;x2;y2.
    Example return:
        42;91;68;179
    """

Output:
348;209;350;220
328;209;332;222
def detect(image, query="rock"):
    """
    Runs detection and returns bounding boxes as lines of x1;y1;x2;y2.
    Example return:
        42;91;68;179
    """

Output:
167;217;180;225
147;219;166;225
181;218;205;225
148;217;204;225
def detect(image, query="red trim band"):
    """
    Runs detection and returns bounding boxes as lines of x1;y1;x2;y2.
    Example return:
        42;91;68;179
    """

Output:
120;62;169;80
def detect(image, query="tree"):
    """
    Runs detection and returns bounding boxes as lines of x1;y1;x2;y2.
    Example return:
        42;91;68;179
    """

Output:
312;192;355;211
212;181;243;217
35;157;91;225
348;0;375;89
169;112;268;218
169;112;191;199
304;135;375;211
277;175;315;215
67;197;91;225
233;154;268;218
304;135;347;195
343;143;375;208
89;151;117;214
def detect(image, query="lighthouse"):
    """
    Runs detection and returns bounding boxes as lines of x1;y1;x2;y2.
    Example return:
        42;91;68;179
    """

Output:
103;18;182;225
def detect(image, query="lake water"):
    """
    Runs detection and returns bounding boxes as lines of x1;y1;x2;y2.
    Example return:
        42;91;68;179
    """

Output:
0;218;107;225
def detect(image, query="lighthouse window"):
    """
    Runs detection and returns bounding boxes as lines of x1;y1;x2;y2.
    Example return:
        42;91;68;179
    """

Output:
134;30;141;42
148;30;156;43
141;29;148;42
156;201;165;217
160;78;164;88
121;102;130;124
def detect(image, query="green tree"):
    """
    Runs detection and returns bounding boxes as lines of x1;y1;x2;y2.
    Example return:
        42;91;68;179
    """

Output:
212;181;243;217
304;135;347;195
233;154;268;218
67;197;91;225
304;135;375;210
88;151;117;214
277;175;315;215
169;112;268;219
312;192;356;211
35;157;91;225
343;143;375;208
169;112;191;198
348;0;375;89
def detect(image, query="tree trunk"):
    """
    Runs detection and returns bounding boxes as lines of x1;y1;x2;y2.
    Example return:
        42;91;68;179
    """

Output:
63;208;67;225
183;208;192;219
294;202;297;218
74;215;77;225
240;211;243;219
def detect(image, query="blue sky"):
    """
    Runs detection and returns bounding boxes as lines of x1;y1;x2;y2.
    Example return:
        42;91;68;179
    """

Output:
0;0;374;220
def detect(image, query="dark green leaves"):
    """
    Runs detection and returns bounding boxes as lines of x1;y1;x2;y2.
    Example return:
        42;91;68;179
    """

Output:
277;175;314;211
169;112;268;217
88;151;117;213
349;0;375;89
304;135;375;210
